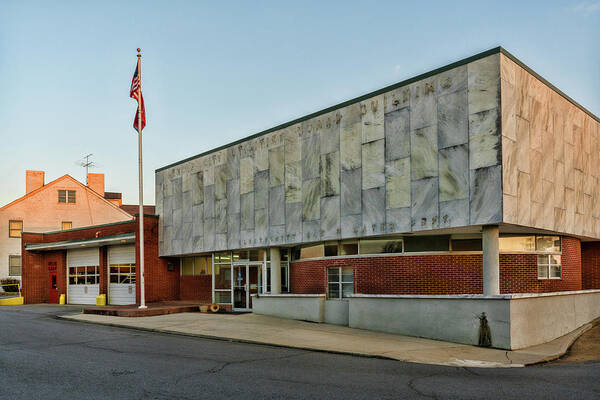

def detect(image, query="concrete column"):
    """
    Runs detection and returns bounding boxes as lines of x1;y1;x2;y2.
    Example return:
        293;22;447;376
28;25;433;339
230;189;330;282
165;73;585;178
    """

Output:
270;247;281;294
482;225;500;295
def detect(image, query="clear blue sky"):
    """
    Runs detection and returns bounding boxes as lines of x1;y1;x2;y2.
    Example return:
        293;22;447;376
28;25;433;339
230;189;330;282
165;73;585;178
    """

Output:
1;1;598;206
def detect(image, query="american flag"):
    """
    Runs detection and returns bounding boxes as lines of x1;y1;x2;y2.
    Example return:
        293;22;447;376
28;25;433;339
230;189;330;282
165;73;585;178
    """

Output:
130;63;146;132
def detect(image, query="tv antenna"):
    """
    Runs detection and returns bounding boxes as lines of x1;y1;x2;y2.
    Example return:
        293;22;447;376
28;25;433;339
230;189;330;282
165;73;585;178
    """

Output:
76;154;96;184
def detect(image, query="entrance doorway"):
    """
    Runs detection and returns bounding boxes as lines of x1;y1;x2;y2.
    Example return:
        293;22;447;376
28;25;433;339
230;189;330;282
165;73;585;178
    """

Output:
48;262;58;304
233;262;262;311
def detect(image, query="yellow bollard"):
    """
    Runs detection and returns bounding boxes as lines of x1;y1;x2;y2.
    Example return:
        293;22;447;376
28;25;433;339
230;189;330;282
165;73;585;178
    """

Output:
59;294;65;305
96;294;106;306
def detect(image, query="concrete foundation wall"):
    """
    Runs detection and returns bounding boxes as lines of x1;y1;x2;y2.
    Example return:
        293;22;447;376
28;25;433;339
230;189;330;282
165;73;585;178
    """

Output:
509;290;600;349
324;300;349;326
349;295;511;349
252;294;324;322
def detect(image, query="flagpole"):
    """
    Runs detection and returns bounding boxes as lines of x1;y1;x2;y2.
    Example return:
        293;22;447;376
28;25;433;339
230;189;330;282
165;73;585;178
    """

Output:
137;48;147;309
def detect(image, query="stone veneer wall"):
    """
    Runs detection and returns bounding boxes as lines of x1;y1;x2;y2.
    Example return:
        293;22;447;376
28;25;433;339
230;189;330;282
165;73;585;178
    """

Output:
156;53;503;256
500;54;600;238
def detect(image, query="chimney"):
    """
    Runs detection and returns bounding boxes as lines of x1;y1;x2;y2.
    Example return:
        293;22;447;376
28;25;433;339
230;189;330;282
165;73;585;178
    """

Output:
26;170;45;194
87;173;105;196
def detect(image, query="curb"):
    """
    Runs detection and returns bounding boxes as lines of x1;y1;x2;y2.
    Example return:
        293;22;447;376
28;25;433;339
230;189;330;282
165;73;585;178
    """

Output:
524;322;595;366
55;314;396;362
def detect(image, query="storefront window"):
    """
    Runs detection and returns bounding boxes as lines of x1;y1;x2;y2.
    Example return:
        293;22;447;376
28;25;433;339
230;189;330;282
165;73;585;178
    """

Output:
340;241;358;256
214;264;231;289
181;256;212;275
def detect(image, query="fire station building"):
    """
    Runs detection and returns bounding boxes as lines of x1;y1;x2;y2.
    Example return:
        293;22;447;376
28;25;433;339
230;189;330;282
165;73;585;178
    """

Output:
22;47;600;349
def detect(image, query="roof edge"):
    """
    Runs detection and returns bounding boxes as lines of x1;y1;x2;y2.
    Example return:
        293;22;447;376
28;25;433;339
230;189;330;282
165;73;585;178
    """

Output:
156;46;599;174
498;47;600;124
156;46;503;173
22;219;135;236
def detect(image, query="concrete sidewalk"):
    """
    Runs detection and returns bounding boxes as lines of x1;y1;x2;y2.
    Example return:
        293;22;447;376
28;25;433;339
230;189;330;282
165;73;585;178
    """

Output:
59;312;590;368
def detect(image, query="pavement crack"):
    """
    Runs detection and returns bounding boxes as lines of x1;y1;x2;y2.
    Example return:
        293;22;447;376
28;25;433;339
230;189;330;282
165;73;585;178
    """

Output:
407;373;440;400
505;351;513;364
462;367;481;376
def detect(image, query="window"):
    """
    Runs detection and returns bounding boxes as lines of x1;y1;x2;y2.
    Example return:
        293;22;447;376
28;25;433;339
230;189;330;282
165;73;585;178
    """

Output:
451;239;482;251
499;236;535;252
58;190;76;203
499;235;561;253
328;266;353;299
8;220;23;238
9;255;21;276
359;238;403;254
538;254;561;279
68;266;99;285
109;264;136;284
403;236;449;252
61;221;72;231
300;244;324;259
181;256;212;276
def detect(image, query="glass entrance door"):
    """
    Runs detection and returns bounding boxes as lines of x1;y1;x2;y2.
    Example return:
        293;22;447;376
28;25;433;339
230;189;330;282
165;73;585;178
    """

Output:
233;262;263;311
233;264;247;309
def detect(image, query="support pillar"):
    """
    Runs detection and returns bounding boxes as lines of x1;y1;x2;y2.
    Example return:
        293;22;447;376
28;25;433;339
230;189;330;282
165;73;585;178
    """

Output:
270;247;281;294
482;225;500;295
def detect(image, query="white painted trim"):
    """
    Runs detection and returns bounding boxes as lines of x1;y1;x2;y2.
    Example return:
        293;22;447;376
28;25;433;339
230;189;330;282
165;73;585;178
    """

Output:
252;294;326;298
349;289;600;300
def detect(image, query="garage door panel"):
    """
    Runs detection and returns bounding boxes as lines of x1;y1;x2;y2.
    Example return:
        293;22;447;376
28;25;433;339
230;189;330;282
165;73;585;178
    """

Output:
67;248;99;267
108;245;135;264
67;285;99;305
108;285;136;305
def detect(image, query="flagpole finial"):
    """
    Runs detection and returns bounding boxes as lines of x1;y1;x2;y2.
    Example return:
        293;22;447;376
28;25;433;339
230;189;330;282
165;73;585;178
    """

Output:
137;48;141;57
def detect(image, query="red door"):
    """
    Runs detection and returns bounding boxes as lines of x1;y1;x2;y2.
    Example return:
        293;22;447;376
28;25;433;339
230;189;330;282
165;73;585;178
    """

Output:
48;262;59;303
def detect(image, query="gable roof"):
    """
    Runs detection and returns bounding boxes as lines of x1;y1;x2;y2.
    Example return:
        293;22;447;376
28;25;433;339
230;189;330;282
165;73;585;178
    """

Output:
0;174;133;219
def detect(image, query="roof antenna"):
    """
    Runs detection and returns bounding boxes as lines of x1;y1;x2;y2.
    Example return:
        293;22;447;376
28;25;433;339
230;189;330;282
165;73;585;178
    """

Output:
76;154;96;185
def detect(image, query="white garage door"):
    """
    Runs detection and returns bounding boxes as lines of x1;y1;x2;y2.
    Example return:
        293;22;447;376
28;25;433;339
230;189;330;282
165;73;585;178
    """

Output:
67;248;100;305
108;245;136;305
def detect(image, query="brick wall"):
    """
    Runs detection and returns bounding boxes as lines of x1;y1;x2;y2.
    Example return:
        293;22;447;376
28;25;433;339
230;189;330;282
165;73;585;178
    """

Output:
180;275;212;302
135;217;180;303
582;242;600;289
500;237;582;293
22;216;180;304
290;237;583;295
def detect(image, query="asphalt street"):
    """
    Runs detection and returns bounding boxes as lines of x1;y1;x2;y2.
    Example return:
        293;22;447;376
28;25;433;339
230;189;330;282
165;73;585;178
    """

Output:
0;305;598;400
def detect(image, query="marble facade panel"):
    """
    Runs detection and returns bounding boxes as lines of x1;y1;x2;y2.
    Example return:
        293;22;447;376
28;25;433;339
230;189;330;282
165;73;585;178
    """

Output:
439;199;469;228
410;126;438;180
468;53;500;115
411;177;439;230
302;178;320;221
386;207;411;233
470;165;502;225
269;185;285;227
438;144;468;202
285;161;302;203
438;90;468;149
321;196;341;240
360;94;384;143
341;168;361;216
320;151;340;197
385;157;411;209
384;108;410;161
469;108;501;170
362;187;385;236
362;139;385;189
269;147;284;187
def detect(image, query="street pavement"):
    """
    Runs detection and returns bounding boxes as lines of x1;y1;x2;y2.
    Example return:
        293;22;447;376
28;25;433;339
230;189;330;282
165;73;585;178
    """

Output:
0;305;599;399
